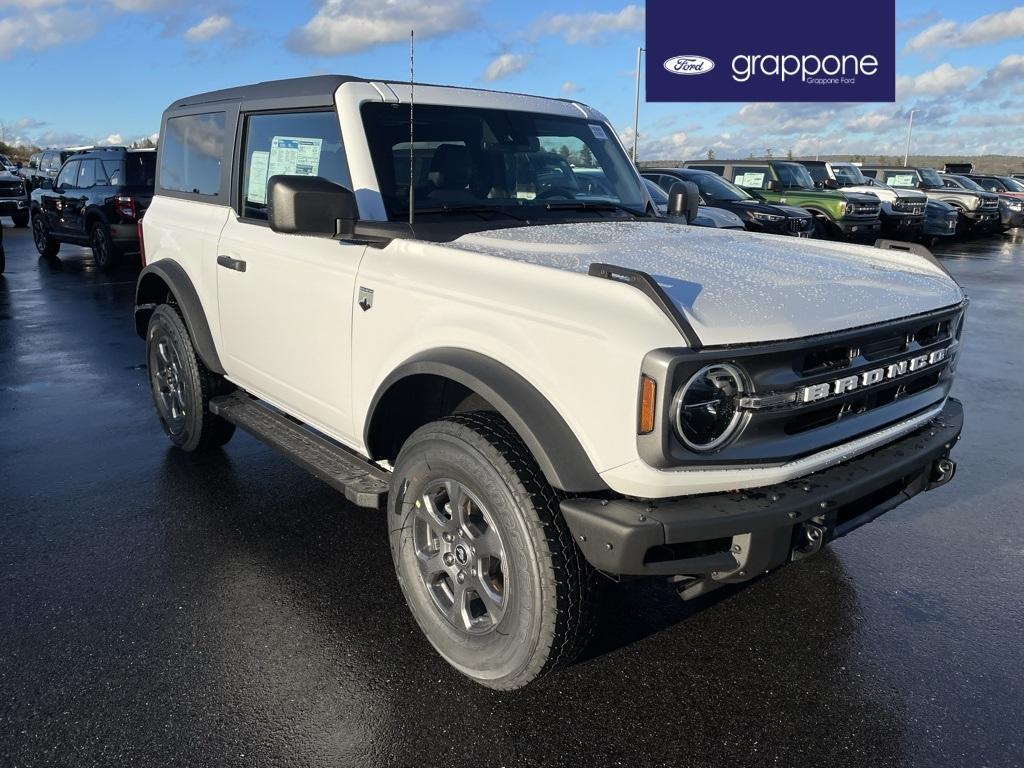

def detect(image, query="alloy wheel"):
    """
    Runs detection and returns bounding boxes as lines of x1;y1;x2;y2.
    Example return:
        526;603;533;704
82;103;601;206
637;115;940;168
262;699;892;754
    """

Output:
151;337;188;435
32;215;48;253
412;479;509;635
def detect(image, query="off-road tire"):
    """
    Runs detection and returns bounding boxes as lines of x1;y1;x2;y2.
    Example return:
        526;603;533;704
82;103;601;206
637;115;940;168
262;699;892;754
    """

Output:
12;211;29;228
146;304;235;452
388;411;598;690
90;221;119;271
31;211;60;258
812;217;831;240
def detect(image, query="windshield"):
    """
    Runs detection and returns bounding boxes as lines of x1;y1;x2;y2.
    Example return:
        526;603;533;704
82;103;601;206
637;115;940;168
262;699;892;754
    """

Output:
1000;177;1024;193
953;175;984;191
832;164;866;185
361;103;647;220
774;163;815;189
688;172;753;202
919;168;944;188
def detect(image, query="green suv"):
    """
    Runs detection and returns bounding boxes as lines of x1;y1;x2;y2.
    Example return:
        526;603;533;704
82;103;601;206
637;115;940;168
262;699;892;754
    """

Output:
682;160;882;239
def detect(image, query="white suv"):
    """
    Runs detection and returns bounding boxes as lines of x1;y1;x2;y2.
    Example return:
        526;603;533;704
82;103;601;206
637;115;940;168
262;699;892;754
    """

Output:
136;75;966;689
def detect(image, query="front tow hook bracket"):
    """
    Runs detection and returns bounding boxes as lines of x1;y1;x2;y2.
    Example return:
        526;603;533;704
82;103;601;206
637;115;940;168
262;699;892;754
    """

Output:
928;457;957;490
791;521;826;562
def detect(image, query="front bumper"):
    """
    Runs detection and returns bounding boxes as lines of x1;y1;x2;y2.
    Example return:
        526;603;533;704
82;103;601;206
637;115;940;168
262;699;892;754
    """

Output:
0;197;29;214
561;399;962;583
881;212;925;236
835;217;882;236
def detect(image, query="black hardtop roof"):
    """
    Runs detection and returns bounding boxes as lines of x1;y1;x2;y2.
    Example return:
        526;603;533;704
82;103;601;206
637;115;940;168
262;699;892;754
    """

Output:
166;74;581;112
686;159;802;167
168;75;368;109
643;167;716;174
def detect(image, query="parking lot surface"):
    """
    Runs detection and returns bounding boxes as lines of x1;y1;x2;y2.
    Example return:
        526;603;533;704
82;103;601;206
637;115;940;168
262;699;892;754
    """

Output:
1;223;1022;768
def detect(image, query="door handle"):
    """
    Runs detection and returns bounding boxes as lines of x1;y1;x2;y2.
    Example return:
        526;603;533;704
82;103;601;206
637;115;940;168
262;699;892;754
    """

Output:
217;255;247;273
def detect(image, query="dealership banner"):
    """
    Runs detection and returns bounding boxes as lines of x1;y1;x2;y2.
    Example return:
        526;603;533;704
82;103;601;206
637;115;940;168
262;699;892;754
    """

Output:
645;0;896;102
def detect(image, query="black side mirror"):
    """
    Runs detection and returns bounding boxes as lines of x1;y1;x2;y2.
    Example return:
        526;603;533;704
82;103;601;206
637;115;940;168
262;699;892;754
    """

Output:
268;175;358;238
824;179;840;190
38;178;53;190
917;181;927;189
666;181;699;223
766;179;782;191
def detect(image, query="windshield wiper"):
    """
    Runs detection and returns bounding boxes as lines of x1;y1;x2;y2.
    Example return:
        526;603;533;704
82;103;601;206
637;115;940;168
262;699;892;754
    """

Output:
411;204;526;221
543;201;646;216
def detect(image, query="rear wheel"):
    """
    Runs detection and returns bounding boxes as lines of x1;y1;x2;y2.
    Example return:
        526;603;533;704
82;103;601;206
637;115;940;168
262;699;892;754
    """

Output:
146;304;236;452
89;222;119;271
388;412;598;690
31;211;60;257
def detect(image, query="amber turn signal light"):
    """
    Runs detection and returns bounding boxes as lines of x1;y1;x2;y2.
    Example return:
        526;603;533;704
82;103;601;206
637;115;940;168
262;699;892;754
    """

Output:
638;375;657;435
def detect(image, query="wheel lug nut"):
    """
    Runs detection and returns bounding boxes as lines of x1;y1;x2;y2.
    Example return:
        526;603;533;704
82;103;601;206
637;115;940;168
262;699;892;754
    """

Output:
443;553;454;566
443;533;454;542
456;571;466;584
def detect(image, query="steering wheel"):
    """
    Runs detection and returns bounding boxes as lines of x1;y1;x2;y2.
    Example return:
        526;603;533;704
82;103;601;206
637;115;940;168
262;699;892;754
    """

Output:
536;187;578;200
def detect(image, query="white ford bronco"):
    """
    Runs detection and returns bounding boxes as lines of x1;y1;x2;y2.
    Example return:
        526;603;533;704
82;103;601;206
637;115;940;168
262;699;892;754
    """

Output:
136;76;965;689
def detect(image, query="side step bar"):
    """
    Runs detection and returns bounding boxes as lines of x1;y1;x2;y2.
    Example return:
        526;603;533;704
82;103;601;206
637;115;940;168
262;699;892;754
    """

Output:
209;392;390;509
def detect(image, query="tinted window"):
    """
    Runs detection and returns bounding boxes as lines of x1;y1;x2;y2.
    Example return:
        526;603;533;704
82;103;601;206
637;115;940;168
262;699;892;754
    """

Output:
803;165;829;184
103;160;122;185
773;163;815;189
688;172;753;202
78;160;96;189
56;160;80;189
126;153;156;187
160;112;226;196
42;152;59;172
240;111;349;220
688;164;724;175
976;177;1006;192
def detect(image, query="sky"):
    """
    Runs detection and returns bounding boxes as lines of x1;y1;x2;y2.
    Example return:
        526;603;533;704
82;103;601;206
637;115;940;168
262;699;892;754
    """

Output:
0;0;1022;159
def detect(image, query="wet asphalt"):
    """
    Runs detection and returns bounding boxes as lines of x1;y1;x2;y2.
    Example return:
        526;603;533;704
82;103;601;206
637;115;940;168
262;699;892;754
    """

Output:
1;221;1022;768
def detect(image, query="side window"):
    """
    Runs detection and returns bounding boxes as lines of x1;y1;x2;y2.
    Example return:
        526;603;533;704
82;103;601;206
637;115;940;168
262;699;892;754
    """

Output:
240;110;350;221
732;165;769;189
160;112;226;196
690;164;724;176
103;160;123;186
56;160;80;190
93;159;110;186
29;155;39;170
78;159;96;189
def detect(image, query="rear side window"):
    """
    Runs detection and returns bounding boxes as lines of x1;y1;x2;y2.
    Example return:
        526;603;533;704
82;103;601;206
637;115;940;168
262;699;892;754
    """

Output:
239;110;349;221
126;153;156;188
77;159;96;188
160;112;226;196
103;160;123;185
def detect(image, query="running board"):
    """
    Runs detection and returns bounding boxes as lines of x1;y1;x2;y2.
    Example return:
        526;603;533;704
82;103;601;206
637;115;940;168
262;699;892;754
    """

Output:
209;392;390;509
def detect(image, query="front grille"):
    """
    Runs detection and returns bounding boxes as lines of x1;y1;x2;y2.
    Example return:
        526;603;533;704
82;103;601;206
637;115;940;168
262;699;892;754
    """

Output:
895;201;926;215
0;181;24;196
849;202;881;217
651;304;964;468
980;198;999;211
788;217;813;233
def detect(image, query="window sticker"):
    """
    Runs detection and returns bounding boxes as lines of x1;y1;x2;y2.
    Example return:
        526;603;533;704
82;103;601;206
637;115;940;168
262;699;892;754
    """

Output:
268;136;323;178
588;124;608;141
247;151;270;204
734;172;766;188
886;174;915;188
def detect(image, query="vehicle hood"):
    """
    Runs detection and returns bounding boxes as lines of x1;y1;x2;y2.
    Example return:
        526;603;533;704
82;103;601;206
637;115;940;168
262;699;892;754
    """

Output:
733;200;810;218
444;221;963;346
694;206;744;228
842;184;926;203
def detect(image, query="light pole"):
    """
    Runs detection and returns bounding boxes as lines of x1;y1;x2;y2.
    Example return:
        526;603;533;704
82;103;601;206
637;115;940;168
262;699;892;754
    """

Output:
903;108;920;168
631;46;645;164
815;137;821;160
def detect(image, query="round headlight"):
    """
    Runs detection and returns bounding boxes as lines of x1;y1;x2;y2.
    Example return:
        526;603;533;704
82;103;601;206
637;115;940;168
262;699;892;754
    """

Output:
673;364;746;452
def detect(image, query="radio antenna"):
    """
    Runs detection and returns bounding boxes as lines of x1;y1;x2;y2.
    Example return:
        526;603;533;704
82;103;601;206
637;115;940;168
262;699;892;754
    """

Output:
408;29;415;229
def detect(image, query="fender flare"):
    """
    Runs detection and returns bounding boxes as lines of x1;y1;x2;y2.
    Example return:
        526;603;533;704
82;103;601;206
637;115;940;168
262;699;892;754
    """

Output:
365;348;607;493
134;259;224;374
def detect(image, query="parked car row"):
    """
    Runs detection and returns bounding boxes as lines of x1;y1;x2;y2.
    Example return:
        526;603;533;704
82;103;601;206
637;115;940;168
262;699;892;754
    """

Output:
641;159;1020;244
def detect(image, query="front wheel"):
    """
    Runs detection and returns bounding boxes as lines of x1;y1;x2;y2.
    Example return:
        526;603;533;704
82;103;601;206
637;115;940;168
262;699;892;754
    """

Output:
12;211;29;228
388;412;598;690
31;211;60;257
146;304;236;452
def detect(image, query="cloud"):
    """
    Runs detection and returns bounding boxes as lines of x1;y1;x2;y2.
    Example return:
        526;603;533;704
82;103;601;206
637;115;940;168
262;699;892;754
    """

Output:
966;53;1024;101
895;62;981;98
533;4;643;45
904;6;1024;53
98;133;123;145
184;13;231;42
482;52;528;82
559;81;580;95
0;7;96;58
287;0;477;56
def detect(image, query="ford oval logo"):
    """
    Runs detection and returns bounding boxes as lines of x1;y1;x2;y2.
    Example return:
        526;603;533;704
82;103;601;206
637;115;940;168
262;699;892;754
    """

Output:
663;55;715;76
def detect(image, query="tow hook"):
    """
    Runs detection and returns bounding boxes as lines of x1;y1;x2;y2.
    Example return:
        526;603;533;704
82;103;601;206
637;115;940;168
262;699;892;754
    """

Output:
928;457;957;490
791;520;826;561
